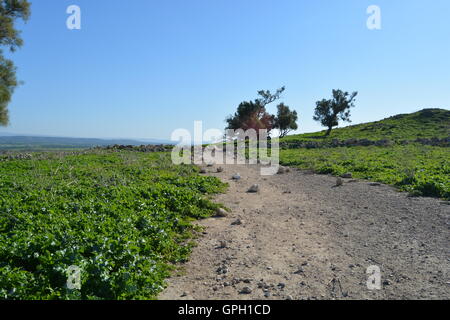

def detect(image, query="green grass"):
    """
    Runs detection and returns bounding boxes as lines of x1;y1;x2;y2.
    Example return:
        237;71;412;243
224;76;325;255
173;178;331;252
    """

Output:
281;144;450;199
279;108;450;200
282;108;450;143
0;150;226;300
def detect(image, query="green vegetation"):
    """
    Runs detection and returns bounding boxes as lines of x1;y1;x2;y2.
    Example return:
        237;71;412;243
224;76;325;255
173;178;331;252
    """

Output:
226;86;298;137
313;89;358;136
281;144;449;199
0;150;226;299
274;103;298;138
0;0;31;125
280;108;450;200
283;108;450;142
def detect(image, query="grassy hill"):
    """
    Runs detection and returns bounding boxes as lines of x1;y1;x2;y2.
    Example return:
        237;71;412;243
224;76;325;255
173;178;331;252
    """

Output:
280;108;450;200
282;108;449;143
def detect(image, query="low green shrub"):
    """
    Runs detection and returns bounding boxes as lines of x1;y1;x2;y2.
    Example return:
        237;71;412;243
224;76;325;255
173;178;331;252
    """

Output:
0;151;226;299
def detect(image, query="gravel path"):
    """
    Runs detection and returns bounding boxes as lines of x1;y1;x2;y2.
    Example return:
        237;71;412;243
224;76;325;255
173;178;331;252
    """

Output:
159;163;450;300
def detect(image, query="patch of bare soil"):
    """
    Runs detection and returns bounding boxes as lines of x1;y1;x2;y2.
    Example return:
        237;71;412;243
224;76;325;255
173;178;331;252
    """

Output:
159;163;450;300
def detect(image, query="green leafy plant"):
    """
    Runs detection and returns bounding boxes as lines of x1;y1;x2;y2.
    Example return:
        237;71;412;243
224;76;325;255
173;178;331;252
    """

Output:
0;151;226;299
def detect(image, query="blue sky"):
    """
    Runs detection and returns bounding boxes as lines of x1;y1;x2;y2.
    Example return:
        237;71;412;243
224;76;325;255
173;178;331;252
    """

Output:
3;0;449;139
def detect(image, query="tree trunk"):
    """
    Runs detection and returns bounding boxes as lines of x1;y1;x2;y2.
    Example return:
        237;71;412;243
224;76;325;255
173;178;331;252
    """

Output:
325;126;332;136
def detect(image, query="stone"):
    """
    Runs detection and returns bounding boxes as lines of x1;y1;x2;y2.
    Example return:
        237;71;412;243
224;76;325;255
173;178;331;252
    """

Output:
232;173;241;180
217;265;229;274
247;184;260;193
277;166;287;174
341;173;352;179
336;178;343;187
240;287;253;294
294;268;304;274
215;208;228;218
216;167;224;173
200;168;207;174
231;219;242;226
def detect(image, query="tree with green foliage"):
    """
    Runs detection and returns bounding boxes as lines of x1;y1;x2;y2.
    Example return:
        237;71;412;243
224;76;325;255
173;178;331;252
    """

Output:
226;87;285;135
0;0;31;126
274;103;298;138
313;89;358;136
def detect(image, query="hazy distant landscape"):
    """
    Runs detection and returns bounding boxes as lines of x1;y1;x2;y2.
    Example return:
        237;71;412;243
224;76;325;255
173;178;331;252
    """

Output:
0;134;173;151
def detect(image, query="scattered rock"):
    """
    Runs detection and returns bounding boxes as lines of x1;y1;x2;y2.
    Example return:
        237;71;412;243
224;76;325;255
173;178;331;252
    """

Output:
216;167;224;173
181;292;188;297
286;295;293;300
219;241;227;249
277;166;287;174
215;208;228;218
200;168;207;174
341;173;353;179
206;163;214;167
240;287;253;294
216;265;229;274
247;184;260;193
232;173;241;180
264;292;270;298
336;178;343;187
231;219;242;226
369;182;381;186
294;268;304;274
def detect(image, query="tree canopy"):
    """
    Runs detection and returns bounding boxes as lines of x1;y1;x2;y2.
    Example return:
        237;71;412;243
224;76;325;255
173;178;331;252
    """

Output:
274;103;298;138
225;100;275;134
226;87;285;135
0;0;31;126
313;89;358;136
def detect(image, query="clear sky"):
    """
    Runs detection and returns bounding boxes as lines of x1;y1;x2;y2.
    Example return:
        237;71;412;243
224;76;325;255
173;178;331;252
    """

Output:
3;0;449;140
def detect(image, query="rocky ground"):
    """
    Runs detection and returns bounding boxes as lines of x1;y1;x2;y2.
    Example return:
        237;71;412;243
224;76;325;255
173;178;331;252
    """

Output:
159;163;450;300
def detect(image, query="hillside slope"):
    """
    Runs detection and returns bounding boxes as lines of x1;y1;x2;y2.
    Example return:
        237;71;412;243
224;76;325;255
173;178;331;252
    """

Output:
282;108;449;143
279;108;450;200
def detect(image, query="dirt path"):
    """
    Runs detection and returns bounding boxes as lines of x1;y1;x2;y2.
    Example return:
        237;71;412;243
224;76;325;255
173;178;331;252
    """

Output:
159;163;450;300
